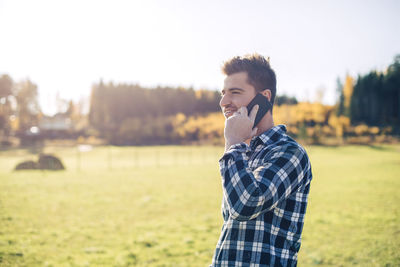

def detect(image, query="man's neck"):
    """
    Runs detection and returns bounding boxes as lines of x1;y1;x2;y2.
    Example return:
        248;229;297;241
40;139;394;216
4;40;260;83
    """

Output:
256;112;274;136
245;112;274;145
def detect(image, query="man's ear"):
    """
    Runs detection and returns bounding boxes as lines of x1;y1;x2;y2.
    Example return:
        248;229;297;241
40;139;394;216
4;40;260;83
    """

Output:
261;89;272;102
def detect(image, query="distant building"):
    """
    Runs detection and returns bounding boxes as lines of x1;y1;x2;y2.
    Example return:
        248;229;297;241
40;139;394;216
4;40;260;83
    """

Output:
39;113;72;131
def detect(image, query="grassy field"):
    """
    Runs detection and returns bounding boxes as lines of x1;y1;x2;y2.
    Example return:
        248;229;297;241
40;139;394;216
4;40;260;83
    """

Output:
0;144;399;266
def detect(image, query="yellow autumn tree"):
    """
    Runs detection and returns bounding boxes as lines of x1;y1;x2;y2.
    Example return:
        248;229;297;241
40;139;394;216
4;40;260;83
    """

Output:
343;75;354;117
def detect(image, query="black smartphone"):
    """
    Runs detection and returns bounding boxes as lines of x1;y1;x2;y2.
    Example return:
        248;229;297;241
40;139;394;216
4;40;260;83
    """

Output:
246;93;272;128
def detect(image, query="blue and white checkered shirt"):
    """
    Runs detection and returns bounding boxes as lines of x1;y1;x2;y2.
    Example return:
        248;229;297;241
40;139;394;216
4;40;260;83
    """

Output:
211;125;312;267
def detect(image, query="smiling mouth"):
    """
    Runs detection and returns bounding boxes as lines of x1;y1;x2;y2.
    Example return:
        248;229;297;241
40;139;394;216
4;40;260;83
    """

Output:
224;109;236;117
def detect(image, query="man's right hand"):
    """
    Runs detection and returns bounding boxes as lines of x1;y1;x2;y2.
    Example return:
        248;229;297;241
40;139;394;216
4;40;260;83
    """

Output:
224;105;258;151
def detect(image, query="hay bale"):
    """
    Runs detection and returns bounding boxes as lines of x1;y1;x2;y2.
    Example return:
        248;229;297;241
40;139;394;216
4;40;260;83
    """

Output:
15;160;39;170
38;154;65;170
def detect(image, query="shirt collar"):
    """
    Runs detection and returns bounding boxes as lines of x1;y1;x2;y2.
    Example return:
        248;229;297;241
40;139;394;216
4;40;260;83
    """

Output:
250;124;287;149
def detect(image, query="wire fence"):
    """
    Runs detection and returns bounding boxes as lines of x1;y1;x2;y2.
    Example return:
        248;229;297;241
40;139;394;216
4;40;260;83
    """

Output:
2;145;225;172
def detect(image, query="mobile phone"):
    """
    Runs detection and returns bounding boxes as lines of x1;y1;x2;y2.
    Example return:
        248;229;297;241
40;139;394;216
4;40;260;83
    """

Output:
246;93;272;128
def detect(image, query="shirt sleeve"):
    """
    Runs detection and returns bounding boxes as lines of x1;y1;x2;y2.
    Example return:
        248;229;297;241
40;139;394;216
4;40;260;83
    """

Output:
219;142;309;221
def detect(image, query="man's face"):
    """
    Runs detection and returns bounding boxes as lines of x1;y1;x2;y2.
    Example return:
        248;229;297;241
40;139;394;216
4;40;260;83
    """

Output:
220;72;257;118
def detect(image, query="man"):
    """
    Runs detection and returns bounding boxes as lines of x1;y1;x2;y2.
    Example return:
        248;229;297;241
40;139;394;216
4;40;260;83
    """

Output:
211;54;313;267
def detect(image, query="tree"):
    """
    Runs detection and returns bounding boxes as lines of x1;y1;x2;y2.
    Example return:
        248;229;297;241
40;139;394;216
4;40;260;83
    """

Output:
335;77;345;116
0;74;13;99
0;74;14;137
314;85;326;103
275;95;298;106
384;55;400;127
15;79;41;132
342;75;354;118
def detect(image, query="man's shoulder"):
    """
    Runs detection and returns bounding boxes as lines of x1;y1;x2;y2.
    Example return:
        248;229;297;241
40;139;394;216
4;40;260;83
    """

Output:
259;135;310;165
284;136;309;156
256;125;305;152
262;131;305;152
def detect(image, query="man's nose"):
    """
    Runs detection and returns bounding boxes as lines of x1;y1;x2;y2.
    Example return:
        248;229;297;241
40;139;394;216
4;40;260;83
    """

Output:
220;94;230;107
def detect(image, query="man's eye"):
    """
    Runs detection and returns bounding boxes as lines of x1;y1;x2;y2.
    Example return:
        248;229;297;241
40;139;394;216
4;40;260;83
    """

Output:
232;91;240;94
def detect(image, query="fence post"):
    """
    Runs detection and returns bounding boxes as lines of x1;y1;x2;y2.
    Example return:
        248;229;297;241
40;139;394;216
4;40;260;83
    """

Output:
134;147;139;168
155;149;160;167
77;147;81;172
108;145;112;171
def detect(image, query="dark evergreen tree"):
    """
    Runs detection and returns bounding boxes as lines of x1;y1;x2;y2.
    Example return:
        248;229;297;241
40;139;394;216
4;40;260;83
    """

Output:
350;55;400;133
335;78;345;116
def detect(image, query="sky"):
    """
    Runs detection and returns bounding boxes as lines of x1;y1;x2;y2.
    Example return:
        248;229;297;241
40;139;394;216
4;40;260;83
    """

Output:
1;0;399;115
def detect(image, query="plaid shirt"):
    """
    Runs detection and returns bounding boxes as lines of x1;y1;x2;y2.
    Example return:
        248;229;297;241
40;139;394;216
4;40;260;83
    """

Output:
211;125;312;267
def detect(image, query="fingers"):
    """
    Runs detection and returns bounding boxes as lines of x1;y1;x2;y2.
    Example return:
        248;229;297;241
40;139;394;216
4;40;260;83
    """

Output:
249;104;259;123
234;106;247;117
239;106;248;116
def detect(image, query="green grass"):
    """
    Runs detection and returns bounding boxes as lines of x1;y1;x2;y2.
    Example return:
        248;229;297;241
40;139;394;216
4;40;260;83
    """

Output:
0;144;399;266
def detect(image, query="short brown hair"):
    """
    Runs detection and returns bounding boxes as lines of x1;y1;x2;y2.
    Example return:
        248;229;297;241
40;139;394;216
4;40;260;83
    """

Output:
222;53;277;105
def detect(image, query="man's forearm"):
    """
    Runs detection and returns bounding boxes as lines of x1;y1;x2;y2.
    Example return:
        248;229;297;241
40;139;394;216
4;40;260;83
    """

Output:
220;144;309;221
220;146;267;221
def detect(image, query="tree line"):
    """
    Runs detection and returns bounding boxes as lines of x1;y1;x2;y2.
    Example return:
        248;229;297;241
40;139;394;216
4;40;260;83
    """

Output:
88;81;298;145
1;55;398;146
349;55;400;132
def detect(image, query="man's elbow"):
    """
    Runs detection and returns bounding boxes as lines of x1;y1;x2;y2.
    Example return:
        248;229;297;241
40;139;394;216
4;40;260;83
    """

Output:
228;198;276;221
229;207;257;221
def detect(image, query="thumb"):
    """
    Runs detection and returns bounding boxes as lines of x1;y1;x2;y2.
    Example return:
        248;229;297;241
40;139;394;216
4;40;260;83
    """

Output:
251;127;258;137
